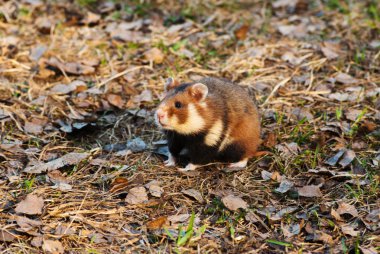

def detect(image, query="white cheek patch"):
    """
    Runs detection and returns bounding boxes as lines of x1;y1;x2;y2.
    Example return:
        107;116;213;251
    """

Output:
205;119;223;147
174;103;206;134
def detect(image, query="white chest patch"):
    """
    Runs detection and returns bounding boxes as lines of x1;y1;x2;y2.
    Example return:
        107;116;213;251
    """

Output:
174;103;206;134
205;119;223;147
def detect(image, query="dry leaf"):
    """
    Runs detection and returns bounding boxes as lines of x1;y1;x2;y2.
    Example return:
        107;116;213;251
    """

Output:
341;224;359;237
107;94;125;109
345;109;362;121
0;230;16;242
222;195;248;211
314;230;334;244
275;179;294;193
182;189;204;203
325;149;345;166
24;120;44;135
125;186;148;205
15;194;44;215
282;223;301;238
110;177;129;194
24;152;89;174
335;73;357;84
146;216;167;229
168;214;190;224
359;247;378;254
339;150;356;168
15;216;42;232
145;180;164;198
336;202;358;217
331;208;343;221
144;48;164;64
234;24;249;40
42;239;64;254
297;185;322;197
263;132;277;148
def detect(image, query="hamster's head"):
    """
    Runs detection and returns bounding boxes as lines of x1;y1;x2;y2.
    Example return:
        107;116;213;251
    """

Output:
155;77;209;135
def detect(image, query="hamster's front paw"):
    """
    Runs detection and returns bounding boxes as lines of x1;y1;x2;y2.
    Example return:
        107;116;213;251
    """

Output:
164;153;176;167
178;163;198;172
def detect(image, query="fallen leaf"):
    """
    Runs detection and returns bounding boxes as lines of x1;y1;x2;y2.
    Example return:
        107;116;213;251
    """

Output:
261;170;273;180
49;80;87;95
321;42;341;60
107;94;125;109
0;230;16;242
46;57;95;75
275;179;294;193
182;189;204;204
125;186;148;205
88;233;107;243
110;177;129;194
24;152;90;174
263;132;277;148
336;202;358;217
24;119;44;134
341;224;359;237
339;150;356;168
297;185;322;197
271;207;298;221
145;180;164;198
365;209;380;222
234;24;249;40
31;236;43;247
222;195;248;211
54;224;75;235
345;109;362;121
282;223;301;238
331;208;343;221
314;230;334;244
168;214;190;224
15;194;44;215
29;44;47;61
325;149;345;166
15;216;42;232
335;73;357;84
42;239;64;254
359;247;378;254
146;216;167;229
328;92;349;102
144;48;164;64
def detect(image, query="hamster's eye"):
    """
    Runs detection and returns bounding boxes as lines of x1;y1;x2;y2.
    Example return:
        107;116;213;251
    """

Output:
174;101;182;109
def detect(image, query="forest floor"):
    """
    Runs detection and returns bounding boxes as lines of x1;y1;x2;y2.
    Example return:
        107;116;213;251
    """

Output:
0;0;379;253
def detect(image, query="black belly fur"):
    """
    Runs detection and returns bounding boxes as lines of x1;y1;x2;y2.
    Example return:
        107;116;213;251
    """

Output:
166;130;244;166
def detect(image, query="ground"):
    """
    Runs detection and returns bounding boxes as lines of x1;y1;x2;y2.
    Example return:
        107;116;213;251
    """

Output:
0;0;379;253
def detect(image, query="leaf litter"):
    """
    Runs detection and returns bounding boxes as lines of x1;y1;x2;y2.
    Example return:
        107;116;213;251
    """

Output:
0;0;379;253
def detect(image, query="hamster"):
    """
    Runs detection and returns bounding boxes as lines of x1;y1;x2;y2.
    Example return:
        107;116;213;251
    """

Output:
155;77;263;171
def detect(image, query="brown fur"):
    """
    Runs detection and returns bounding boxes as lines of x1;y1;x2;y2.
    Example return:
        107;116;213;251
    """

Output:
157;77;262;163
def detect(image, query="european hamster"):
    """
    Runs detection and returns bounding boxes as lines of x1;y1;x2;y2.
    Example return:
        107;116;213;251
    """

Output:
155;77;263;171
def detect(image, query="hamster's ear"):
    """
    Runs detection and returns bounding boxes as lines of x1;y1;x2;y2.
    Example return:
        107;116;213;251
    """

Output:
189;83;208;101
164;77;180;92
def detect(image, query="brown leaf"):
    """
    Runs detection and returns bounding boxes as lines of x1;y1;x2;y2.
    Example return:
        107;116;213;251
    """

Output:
222;195;248;211
0;230;16;242
24;119;44;135
24;152;90;174
336;202;358;217
15;216;42;232
314;230;334;244
107;94;125;109
281;222;301;238
335;73;357;84
168;214;190;224
146;216;167;229
331;208;343;221
263;132;277;148
42;239;64;254
110;177;129;194
144;48;164;64
341;224;359;237
321;42;341;60
145;180;164;198
15;194;44;215
182;189;204;204
31;236;43;247
234;24;249;40
297;185;322;197
345;109;362;121
361;120;376;132
125;186;148;205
